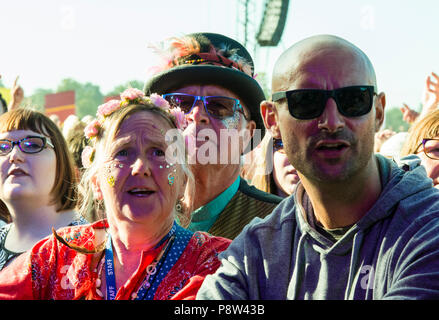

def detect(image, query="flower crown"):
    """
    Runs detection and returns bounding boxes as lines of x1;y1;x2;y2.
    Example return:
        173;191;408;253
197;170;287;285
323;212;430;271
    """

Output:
81;88;187;169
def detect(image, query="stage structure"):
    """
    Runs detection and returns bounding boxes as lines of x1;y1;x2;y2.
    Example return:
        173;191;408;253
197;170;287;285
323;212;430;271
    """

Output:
235;0;290;95
256;0;290;47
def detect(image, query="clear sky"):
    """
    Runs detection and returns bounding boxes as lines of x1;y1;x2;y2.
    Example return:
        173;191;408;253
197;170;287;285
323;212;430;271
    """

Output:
1;0;438;111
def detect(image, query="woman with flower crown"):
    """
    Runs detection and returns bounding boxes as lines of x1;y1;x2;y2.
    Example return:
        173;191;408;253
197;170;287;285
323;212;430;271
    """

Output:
0;88;231;300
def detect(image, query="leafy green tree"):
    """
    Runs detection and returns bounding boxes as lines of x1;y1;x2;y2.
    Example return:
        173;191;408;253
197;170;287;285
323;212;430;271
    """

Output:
22;79;146;119
24;88;54;112
57;78;104;118
384;106;411;132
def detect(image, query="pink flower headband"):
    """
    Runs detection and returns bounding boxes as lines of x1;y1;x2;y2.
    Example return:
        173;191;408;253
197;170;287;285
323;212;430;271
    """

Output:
81;88;187;169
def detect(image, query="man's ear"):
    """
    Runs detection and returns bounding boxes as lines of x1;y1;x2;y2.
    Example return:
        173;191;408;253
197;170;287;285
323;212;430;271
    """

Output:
240;118;256;155
260;100;281;139
374;92;386;132
243;119;256;137
91;174;103;201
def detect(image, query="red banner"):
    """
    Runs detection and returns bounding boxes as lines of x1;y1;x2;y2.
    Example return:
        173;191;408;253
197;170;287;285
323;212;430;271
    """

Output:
45;91;76;123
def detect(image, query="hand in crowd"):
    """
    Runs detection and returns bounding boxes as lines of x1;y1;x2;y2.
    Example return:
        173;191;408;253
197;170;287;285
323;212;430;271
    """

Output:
400;72;439;124
419;72;439;119
374;129;396;153
8;76;24;111
399;103;419;124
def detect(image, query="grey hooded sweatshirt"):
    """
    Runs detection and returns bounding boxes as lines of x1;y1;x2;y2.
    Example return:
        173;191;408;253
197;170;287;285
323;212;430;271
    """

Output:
197;155;439;299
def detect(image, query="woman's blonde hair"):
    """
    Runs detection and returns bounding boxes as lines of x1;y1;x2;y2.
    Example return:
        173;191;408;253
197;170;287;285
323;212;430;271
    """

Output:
400;109;439;157
241;132;275;193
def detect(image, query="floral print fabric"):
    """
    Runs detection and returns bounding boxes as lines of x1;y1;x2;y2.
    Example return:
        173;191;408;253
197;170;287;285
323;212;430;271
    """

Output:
0;220;230;300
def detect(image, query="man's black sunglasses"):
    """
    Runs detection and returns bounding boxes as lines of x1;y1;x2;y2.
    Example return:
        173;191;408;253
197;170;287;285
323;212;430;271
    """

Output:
271;85;376;120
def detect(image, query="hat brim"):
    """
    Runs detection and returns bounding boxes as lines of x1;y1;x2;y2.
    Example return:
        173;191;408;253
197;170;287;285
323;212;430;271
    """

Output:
144;65;266;152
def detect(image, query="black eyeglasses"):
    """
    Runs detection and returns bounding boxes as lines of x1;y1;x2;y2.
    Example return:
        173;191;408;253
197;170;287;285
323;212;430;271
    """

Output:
271;85;376;120
162;93;247;120
417;138;439;160
0;136;54;156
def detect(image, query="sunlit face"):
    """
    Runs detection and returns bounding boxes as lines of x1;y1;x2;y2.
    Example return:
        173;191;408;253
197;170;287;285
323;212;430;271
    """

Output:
417;138;439;188
274;48;382;183
172;85;254;165
0;129;56;204
94;111;185;228
272;149;299;196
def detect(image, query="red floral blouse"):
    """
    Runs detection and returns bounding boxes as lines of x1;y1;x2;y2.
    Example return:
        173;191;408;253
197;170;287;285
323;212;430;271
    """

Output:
0;220;231;300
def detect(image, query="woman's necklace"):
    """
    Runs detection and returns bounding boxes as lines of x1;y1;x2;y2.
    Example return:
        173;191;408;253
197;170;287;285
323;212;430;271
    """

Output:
94;224;177;300
131;235;175;300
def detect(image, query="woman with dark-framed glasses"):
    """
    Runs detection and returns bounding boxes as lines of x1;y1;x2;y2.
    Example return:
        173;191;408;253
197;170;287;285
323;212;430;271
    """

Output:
0;108;84;270
401;109;439;189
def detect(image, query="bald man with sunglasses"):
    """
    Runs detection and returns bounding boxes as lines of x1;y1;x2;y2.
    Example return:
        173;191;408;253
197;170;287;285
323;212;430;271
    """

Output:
197;34;439;300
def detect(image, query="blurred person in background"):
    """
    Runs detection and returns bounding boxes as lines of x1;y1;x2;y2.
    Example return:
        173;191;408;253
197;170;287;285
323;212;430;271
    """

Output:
64;119;98;223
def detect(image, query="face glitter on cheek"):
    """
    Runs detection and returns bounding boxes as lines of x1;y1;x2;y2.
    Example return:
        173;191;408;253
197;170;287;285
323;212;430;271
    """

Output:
221;111;241;129
158;161;178;186
167;172;175;185
103;162;124;187
107;175;116;187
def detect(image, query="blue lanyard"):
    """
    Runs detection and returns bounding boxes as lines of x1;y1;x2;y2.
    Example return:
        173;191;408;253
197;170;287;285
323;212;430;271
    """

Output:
104;235;117;300
103;222;177;300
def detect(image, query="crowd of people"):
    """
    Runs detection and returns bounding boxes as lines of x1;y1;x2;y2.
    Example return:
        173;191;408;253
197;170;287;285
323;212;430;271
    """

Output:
0;31;438;300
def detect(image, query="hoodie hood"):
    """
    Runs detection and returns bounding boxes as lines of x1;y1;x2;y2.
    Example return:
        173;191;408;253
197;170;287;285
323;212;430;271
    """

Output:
356;154;433;230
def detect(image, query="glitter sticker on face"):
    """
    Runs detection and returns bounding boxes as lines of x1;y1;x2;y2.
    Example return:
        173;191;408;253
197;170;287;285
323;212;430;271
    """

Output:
221;111;241;129
103;162;123;187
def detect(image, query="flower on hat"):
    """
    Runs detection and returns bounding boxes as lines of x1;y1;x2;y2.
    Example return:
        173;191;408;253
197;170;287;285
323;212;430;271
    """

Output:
84;119;101;139
97;100;121;119
81;145;95;169
120;88;145;101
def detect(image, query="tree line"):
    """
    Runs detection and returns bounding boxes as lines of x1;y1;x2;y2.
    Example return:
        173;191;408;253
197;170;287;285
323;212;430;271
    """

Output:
2;76;414;132
19;78;144;119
